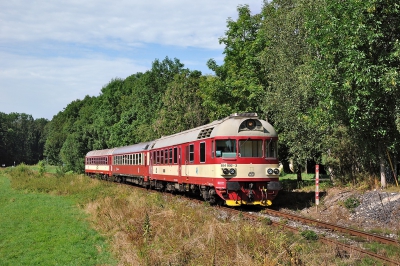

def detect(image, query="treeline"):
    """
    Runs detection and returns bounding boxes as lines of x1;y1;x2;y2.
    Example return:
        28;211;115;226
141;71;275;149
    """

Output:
0;113;48;166
10;0;400;186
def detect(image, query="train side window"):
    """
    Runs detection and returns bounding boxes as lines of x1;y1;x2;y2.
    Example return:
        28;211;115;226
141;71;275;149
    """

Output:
265;139;278;158
173;147;177;164
164;149;168;164
169;148;172;164
211;140;214;158
200;142;206;163
189;144;194;163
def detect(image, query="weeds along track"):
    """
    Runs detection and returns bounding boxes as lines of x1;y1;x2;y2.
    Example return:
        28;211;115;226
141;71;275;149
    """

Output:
263;209;399;246
243;208;400;266
104;179;400;265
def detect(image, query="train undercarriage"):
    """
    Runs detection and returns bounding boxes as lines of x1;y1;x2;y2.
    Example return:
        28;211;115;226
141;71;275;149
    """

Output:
87;173;280;207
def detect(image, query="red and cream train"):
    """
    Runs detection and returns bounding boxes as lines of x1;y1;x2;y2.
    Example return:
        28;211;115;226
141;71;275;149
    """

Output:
85;113;282;206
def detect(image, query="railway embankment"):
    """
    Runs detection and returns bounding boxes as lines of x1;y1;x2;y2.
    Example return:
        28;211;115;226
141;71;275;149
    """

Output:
278;186;400;237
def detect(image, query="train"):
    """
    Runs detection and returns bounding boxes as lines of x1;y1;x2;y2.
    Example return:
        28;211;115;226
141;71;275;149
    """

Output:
85;113;282;206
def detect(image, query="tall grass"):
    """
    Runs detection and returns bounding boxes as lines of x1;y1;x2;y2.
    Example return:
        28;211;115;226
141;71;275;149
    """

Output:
2;164;387;265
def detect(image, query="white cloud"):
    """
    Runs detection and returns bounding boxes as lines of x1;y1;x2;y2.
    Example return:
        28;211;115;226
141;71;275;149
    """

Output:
0;0;263;119
1;0;261;49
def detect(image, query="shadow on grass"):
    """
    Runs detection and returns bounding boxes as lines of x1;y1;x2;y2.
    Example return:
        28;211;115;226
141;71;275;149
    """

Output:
271;180;328;210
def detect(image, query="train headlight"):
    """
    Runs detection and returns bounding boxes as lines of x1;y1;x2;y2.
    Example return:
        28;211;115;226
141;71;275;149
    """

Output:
229;168;236;175
223;168;230;175
246;119;256;130
273;168;280;175
267;168;273;175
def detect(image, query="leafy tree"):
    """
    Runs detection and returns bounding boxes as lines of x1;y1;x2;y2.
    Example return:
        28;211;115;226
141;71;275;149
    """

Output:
260;0;325;180
126;57;187;142
0;112;48;166
44;97;91;166
201;5;268;120
306;0;400;186
155;70;209;136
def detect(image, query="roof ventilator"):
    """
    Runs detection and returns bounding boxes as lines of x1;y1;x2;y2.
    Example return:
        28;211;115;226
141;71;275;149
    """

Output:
197;127;214;139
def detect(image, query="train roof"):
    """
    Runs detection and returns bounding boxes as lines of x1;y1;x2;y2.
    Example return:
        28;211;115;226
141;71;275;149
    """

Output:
112;141;153;155
86;148;117;157
85;113;277;156
152;113;277;149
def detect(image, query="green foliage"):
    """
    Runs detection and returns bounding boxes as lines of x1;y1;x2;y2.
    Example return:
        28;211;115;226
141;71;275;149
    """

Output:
143;212;152;239
301;230;319;241
37;160;46;176
200;5;267;120
343;197;361;210
155;70;209;136
260;0;327;174
0;112;48;166
306;0;400;181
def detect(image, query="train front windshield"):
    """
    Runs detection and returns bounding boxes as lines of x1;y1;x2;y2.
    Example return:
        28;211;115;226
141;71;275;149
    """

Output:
215;139;278;159
216;140;237;158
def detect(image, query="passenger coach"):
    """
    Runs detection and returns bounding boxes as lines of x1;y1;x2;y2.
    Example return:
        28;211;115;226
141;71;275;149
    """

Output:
85;113;282;206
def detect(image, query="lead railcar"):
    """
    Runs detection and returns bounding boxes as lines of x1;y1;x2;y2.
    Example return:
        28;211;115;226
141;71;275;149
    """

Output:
85;113;282;206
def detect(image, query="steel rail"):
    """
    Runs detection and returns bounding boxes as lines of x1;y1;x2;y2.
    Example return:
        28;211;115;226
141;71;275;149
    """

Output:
263;209;399;246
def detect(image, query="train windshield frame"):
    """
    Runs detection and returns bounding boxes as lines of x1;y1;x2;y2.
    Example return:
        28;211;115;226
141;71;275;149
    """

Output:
265;139;278;159
238;139;263;158
215;139;237;158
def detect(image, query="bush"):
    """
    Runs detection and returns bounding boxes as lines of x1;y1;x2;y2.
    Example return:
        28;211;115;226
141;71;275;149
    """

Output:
38;160;46;176
301;230;319;241
343;197;360;210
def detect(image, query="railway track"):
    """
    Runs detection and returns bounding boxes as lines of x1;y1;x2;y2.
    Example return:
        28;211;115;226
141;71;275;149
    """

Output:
234;207;400;265
263;208;399;247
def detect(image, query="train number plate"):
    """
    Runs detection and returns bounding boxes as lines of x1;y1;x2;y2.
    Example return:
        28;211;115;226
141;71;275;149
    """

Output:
221;163;237;168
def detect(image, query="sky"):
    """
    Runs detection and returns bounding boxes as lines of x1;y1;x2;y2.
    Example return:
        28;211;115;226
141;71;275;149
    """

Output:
0;0;263;120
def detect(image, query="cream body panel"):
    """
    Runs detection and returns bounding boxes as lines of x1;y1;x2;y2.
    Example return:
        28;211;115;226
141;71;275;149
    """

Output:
152;163;279;179
85;165;110;171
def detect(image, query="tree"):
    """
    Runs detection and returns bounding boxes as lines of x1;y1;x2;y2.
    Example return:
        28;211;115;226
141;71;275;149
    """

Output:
154;70;209;136
126;57;187;142
201;5;268;120
306;0;400;186
260;0;326;180
0;112;48;166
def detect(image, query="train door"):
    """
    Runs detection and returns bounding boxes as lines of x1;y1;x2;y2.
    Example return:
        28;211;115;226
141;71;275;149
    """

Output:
176;146;182;182
149;151;153;179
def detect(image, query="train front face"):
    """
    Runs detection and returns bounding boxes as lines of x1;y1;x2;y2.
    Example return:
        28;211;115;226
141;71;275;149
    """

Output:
212;114;282;207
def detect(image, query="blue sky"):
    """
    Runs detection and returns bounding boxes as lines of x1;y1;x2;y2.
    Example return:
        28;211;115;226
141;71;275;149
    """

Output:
0;1;263;120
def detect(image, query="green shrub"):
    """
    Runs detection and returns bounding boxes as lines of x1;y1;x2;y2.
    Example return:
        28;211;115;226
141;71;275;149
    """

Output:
301;230;319;241
343;197;360;210
37;160;46;176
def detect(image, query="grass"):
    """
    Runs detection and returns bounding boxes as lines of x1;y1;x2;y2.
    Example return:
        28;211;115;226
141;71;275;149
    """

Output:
0;168;115;266
0;165;393;265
